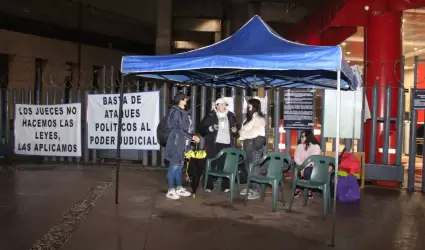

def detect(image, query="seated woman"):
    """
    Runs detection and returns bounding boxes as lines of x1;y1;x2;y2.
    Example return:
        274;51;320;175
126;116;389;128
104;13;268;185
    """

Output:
293;130;322;199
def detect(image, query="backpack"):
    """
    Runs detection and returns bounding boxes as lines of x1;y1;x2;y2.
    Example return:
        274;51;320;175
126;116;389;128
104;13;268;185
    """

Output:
156;109;180;147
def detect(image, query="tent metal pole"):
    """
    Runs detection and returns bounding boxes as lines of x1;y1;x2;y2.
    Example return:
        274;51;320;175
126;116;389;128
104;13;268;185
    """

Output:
330;70;341;247
115;74;125;204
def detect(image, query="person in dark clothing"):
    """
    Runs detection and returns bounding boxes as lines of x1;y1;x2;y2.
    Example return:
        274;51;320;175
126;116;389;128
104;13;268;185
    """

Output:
165;93;200;200
198;98;240;192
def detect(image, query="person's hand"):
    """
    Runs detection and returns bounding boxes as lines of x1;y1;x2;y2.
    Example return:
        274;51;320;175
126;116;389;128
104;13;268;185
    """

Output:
192;135;200;143
231;126;237;133
213;124;218;130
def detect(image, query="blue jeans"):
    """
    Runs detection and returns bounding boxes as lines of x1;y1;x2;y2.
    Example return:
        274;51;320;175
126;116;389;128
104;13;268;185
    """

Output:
168;163;183;189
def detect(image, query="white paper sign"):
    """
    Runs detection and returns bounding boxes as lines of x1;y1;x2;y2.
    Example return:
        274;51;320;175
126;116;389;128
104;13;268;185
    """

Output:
14;104;81;156
87;92;160;150
323;90;364;139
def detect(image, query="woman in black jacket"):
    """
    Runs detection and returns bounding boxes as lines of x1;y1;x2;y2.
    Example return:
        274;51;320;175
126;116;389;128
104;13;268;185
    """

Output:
198;98;240;192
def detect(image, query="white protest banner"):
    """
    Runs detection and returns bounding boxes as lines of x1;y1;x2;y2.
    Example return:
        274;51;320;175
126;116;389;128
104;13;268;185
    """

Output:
14;104;81;157
87;91;160;150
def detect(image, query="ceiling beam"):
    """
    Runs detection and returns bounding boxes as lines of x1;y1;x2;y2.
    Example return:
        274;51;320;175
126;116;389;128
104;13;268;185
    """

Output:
173;17;221;32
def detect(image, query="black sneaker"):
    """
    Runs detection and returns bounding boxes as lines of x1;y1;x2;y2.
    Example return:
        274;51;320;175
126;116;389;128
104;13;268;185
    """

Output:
294;189;302;197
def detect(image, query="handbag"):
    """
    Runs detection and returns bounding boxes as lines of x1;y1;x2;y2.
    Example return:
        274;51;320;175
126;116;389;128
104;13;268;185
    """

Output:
337;175;360;202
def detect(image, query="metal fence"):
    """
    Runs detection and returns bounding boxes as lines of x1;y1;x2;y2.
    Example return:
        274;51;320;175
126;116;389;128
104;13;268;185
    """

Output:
0;65;361;167
2;64;424;192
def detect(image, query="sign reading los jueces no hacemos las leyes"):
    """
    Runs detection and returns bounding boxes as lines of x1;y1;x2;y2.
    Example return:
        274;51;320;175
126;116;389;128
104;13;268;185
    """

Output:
14;104;82;157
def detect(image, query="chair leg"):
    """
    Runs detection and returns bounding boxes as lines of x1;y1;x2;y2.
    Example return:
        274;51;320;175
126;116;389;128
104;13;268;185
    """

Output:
272;181;278;212
236;175;241;200
323;184;328;219
229;175;235;204
218;178;222;192
280;180;285;205
288;179;297;212
244;178;251;206
302;188;308;207
203;172;209;193
260;184;266;201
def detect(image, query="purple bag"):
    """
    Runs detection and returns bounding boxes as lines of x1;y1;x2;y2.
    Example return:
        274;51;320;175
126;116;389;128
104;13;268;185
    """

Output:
337;176;360;202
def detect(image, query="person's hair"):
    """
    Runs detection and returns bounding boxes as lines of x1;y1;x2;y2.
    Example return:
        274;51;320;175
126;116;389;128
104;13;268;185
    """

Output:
297;130;320;151
243;98;264;125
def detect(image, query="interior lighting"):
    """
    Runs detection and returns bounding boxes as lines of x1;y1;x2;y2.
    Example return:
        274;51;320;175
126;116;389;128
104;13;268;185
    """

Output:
346;51;351;55
342;42;347;46
414;48;418;51
347;61;351;63
364;5;369;11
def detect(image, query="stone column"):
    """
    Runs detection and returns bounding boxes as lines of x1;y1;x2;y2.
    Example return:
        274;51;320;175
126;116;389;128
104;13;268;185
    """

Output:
155;0;173;55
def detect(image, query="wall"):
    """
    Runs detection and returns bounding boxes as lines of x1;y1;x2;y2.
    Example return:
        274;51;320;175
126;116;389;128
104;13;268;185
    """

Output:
0;28;127;121
0;28;125;90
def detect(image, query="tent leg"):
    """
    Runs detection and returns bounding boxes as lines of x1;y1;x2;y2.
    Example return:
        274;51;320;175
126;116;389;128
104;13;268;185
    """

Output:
330;70;341;247
115;74;125;204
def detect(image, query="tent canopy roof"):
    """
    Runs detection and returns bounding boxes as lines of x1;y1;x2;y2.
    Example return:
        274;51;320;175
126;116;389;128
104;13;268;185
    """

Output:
121;16;356;90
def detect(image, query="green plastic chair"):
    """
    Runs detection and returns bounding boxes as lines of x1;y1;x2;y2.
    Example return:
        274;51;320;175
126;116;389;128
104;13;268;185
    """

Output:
203;148;245;203
244;152;292;212
288;155;335;219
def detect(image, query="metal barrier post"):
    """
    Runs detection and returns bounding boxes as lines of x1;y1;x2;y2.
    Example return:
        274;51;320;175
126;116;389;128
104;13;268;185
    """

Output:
395;87;405;166
320;90;326;152
68;88;73;163
151;83;158;167
408;89;417;192
273;88;280;152
369;84;378;164
264;89;269;153
142;83;149;166
44;88;49;162
160;82;168;167
241;88;246;122
382;85;391;165
408;56;419;192
358;86;366;152
200;86;207;148
76;88;82;163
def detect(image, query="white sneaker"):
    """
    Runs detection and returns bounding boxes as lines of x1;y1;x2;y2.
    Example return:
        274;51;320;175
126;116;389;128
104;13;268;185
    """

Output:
247;190;260;200
176;188;191;197
205;189;212;193
224;189;230;193
166;189;180;200
240;188;248;195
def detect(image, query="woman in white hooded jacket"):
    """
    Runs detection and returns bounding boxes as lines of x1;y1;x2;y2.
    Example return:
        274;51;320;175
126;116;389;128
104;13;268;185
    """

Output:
239;98;266;200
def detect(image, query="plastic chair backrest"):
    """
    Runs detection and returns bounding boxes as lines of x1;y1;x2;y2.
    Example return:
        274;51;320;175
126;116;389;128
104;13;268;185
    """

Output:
263;152;291;179
305;155;335;184
221;148;244;173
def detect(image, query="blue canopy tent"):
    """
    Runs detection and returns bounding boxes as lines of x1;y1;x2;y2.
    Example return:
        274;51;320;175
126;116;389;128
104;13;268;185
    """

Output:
121;15;357;89
117;15;357;246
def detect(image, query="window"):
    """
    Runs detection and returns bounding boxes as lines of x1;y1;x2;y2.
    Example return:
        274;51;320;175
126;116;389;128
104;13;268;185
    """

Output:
0;54;8;87
35;58;46;102
65;62;75;103
92;65;101;92
0;54;9;133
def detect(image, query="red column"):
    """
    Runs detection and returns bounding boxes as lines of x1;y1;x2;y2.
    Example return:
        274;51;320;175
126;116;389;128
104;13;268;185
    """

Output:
364;11;402;163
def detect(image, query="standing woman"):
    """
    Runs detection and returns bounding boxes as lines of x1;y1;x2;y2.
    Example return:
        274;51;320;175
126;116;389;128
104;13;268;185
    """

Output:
239;98;266;200
293;130;322;199
198;98;239;192
165;93;200;200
